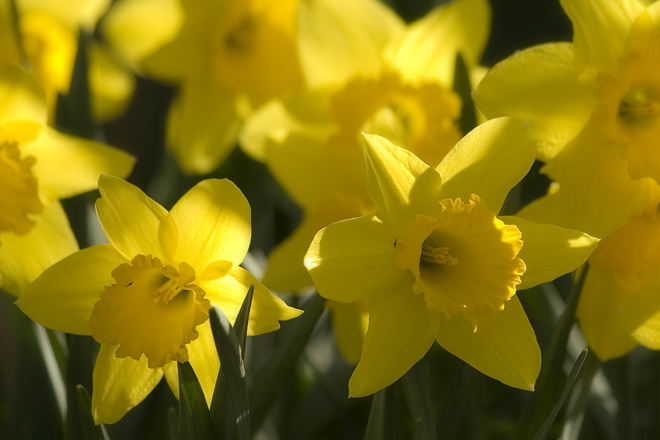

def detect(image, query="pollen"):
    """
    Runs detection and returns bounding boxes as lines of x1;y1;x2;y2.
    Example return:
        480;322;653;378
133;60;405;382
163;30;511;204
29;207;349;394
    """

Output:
420;243;458;266
90;254;210;368
0;141;43;236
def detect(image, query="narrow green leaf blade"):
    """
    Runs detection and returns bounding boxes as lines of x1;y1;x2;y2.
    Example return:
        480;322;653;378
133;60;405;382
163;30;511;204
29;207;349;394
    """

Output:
234;284;254;356
452;52;477;135
365;386;394;440
533;349;588;440
249;292;326;431
209;305;250;440
401;360;437;440
178;362;214;440
75;385;109;440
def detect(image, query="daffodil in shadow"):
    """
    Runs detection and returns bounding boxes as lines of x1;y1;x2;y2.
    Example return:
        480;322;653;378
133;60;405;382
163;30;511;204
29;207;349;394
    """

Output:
0;65;134;297
304;118;599;397
17;176;302;424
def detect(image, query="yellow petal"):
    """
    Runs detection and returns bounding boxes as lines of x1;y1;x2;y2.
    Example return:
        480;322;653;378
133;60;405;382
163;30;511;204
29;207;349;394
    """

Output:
305;214;408;305
576;265;638;360
17;244;127;335
520;128;660;238
473;43;596;161
349;277;440;397
88;43;136;122
167;78;241;175
328;300;368;364
239;89;333;162
0;65;47;125
202;265;302;336
96;175;172;261
21;0;112;30
267;132;367;211
616;279;660;351
560;0;642;79
91;343;164;425
170;179;251;268
436;295;540;390
100;0;183;69
298;0;404;88
362;133;431;231
385;0;491;86
437;117;536;214
25;127;135;200
500;215;599;290
0;201;78;297
187;320;220;406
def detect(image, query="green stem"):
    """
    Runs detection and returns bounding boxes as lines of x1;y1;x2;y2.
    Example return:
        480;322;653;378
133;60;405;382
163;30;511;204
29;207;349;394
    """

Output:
560;349;602;440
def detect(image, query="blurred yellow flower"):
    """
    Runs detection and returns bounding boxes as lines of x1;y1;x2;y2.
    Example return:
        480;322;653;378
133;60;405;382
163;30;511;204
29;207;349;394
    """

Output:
0;64;134;297
106;0;303;174
305;119;599;396
474;0;660;238
243;0;490;295
17;176;302;424
0;0;135;122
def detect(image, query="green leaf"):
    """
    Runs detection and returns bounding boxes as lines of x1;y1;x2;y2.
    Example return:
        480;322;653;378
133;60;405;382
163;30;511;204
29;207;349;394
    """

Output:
66;335;96;440
249;292;326;431
75;385;110;440
55;29;93;139
561;349;605;440
208;303;251;440
400;360;437;440
178;362;214;440
452;52;477;135
533;349;588;440
234;284;254;356
515;265;590;439
365;386;394;440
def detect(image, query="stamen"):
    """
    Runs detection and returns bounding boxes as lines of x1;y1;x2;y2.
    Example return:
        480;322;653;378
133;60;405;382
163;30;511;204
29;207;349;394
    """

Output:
420;242;458;266
618;89;660;119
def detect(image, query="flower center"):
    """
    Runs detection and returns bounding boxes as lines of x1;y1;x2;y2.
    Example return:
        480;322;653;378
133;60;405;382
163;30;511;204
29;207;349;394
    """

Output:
90;254;210;368
330;70;461;167
395;195;526;331
0;141;43;236
592;12;660;182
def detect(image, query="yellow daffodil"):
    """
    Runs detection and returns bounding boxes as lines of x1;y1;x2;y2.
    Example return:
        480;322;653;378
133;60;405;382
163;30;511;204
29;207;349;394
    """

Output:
106;0;303;174
17;175;302;424
577;200;660;360
474;0;660;237
304;118;599;396
0;64;134;297
0;0;135;122
242;0;490;294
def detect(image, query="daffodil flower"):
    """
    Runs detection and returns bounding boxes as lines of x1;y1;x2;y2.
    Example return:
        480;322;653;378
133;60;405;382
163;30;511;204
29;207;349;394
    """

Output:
1;0;135;122
105;0;303;174
243;0;490;294
17;175;302;424
0;64;134;297
474;0;660;238
304;118;599;396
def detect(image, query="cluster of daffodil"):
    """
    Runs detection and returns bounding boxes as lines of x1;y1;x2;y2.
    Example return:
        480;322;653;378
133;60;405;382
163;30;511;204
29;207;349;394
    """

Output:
2;0;660;438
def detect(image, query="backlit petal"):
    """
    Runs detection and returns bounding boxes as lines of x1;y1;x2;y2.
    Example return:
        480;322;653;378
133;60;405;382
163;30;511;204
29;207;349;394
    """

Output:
362;133;431;231
328;300;369;364
17;245;127;335
560;0;642;78
437;118;536;214
91;343;164;425
436;295;540;390
0;201;78;297
386;0;490;86
25;127;135;200
88;43;136;122
187;321;220;406
298;0;404;88
0;65;47;125
171;179;251;269
577;265;638;360
500;215;599;290
202;265;302;336
305;214;408;304
349;277;440;397
473;43;596;161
